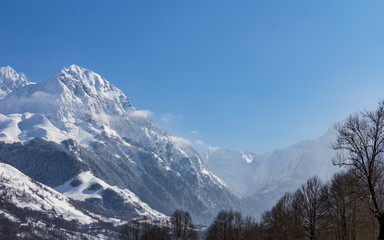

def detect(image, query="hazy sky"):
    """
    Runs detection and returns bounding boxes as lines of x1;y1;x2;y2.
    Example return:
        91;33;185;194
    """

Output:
1;1;384;154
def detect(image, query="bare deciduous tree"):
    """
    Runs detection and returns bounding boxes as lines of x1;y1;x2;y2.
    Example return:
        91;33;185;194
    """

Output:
120;219;140;240
299;176;324;240
141;222;170;240
171;209;197;240
242;216;262;240
205;210;247;240
322;171;363;240
333;101;384;240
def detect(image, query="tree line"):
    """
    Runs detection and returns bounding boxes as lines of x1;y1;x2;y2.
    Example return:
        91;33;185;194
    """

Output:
258;173;377;239
119;209;198;240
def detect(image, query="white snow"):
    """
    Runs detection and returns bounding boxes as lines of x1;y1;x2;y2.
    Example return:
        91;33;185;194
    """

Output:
55;171;167;220
0;163;96;224
203;126;339;198
201;148;259;196
0;66;31;99
0;65;171;150
0;112;69;143
241;152;254;164
0;209;20;222
202;126;340;218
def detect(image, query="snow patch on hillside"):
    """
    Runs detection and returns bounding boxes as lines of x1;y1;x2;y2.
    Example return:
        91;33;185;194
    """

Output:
0;209;20;222
0;163;96;224
56;171;167;220
0;113;68;143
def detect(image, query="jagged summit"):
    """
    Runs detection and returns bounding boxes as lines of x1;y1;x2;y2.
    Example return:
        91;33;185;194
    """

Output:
56;65;131;106
0;65;135;144
49;64;132;110
0;65;132;114
0;65;162;147
0;66;30;99
0;66;26;79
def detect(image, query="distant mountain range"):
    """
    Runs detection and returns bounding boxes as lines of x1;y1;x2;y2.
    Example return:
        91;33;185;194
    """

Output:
0;65;342;238
202;126;340;217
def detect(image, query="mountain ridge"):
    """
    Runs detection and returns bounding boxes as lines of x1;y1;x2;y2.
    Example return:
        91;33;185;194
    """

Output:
202;125;339;218
0;64;343;224
0;65;244;225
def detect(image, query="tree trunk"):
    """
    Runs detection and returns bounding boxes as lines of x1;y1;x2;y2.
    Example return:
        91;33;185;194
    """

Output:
378;213;384;240
310;227;316;240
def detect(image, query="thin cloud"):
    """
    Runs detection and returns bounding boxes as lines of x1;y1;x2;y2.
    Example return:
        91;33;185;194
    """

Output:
170;136;192;147
130;109;153;119
208;146;219;151
190;130;199;135
161;113;175;123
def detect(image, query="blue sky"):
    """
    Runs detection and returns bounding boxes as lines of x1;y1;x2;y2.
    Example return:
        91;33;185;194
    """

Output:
1;1;384;153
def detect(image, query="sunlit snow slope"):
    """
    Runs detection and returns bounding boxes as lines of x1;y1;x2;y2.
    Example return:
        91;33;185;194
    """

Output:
0;162;96;225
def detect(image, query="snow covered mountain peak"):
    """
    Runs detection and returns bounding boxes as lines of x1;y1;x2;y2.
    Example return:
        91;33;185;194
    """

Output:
54;64;132;110
0;66;27;81
57;65;128;101
0;65;244;224
0;66;30;99
0;65;138;144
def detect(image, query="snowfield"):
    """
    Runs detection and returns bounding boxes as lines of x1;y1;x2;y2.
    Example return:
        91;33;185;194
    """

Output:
55;171;167;220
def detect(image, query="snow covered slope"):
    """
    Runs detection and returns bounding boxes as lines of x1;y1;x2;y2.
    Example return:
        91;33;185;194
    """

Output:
203;126;340;218
0;65;133;145
0;66;30;99
246;126;339;217
55;171;166;221
0;65;243;224
201;149;260;196
0;162;95;224
0;162;155;239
